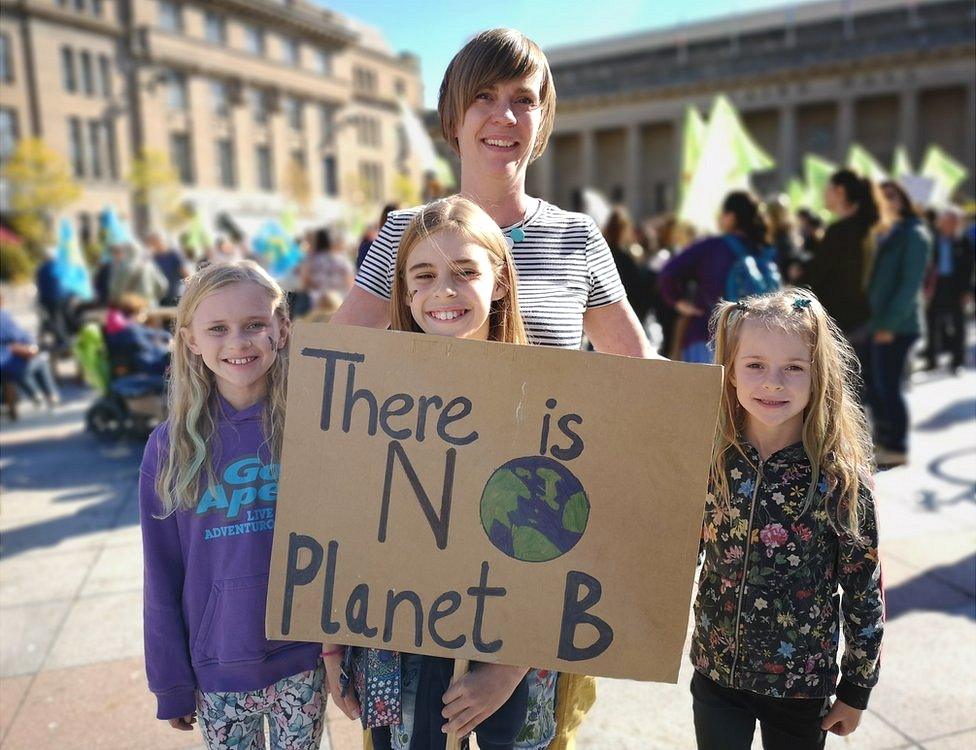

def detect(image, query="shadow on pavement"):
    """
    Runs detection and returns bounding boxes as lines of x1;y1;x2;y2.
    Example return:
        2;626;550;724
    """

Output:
914;397;976;432
0;424;144;558
885;552;976;621
914;446;976;511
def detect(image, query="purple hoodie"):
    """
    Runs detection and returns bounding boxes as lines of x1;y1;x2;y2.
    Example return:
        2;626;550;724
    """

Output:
140;395;320;720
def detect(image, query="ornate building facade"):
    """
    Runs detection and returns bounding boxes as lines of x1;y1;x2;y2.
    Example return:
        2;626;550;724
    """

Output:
0;0;424;239
526;0;976;219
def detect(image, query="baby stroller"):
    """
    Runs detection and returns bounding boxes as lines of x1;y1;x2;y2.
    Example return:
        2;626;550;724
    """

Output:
74;323;167;440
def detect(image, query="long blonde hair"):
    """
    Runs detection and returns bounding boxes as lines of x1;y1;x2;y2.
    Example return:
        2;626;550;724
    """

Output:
391;196;529;345
155;260;289;516
709;288;873;539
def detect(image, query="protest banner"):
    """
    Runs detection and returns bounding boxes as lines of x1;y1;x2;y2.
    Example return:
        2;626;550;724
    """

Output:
266;323;722;682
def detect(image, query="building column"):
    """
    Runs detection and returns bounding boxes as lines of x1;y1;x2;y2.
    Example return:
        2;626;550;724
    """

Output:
580;129;595;190
778;104;796;183
898;88;918;163
534;144;555;203
625;123;642;219
836;97;854;161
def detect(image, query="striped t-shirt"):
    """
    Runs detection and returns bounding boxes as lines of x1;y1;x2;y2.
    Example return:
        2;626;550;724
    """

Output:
355;199;627;349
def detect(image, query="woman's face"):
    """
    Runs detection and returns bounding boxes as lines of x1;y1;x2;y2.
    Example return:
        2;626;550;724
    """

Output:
718;211;736;234
455;73;543;183
882;184;904;214
825;182;846;214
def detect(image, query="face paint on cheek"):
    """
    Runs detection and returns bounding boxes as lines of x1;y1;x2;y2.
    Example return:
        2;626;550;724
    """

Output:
267;335;277;353
407;289;418;302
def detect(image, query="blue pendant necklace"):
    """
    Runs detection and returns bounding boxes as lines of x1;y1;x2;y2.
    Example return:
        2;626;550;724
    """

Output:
504;203;531;250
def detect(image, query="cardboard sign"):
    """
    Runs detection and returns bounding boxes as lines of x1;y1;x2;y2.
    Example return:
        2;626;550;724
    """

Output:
266;323;722;682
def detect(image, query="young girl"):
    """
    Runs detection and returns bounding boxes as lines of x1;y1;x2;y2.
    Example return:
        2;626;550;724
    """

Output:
323;196;549;750
691;289;884;750
140;260;326;748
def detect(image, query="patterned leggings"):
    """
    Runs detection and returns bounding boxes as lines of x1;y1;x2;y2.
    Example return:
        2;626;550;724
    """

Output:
195;661;327;750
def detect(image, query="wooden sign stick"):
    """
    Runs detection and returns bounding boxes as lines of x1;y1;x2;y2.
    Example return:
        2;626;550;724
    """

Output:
445;658;471;750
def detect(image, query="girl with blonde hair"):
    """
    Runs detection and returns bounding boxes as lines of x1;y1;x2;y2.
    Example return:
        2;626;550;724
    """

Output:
691;288;884;750
140;260;325;748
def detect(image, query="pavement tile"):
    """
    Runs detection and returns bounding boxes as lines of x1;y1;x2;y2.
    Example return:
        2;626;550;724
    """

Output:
80;543;143;597
0;674;33;740
921;728;976;748
325;699;362;750
882;533;976;597
44;591;144;670
867;608;976;744
0;656;205;750
0;548;98;607
881;555;974;620
0;507;127;560
0;601;71;677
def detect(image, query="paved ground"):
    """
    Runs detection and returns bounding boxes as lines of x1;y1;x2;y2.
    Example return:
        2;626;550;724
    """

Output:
1;286;973;749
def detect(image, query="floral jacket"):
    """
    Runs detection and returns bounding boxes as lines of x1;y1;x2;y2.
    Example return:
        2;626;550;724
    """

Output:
690;441;884;709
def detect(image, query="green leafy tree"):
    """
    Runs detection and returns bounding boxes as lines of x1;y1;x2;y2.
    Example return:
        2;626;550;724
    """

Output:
128;148;181;229
1;138;81;253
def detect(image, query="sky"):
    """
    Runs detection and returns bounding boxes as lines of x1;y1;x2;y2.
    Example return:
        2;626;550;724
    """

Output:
318;0;809;108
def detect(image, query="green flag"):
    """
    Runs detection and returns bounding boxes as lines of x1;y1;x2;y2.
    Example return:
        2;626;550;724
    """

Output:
786;177;808;211
846;143;888;182
803;154;837;220
678;95;776;231
891;146;913;179
185;210;212;259
921;145;968;204
679;106;706;203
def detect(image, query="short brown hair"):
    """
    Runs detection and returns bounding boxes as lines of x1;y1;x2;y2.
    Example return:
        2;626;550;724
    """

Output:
438;29;556;163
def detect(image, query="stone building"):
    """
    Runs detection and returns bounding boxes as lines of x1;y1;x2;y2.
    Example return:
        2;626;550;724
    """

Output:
0;0;424;240
527;0;976;219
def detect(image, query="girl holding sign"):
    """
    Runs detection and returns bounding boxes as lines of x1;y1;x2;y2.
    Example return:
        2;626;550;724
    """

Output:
323;196;539;750
691;289;884;750
140;261;326;748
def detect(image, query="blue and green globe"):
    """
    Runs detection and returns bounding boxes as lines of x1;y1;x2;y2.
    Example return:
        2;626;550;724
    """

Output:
480;456;590;562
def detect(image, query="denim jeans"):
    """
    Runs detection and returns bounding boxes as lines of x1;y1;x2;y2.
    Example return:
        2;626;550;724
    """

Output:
864;334;917;453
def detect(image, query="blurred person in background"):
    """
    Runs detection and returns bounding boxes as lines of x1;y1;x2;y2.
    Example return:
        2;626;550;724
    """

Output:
35;247;82;351
866;179;932;467
796;208;824;255
356;203;400;270
923;205;973;374
107;242;168;308
803;169;880;345
104;293;171;379
604;206;652;326
766;195;804;283
146;231;191;307
300;227;354;304
659;191;778;362
208;235;244;265
0;294;60;408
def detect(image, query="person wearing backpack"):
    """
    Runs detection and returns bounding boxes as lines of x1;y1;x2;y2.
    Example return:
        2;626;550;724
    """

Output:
660;191;781;362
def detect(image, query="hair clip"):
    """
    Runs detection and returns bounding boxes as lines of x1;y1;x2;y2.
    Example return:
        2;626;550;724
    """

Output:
793;298;812;310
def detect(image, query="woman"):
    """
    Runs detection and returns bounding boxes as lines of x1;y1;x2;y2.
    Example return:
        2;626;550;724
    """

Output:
803;169;880;340
867;179;931;467
331;28;649;750
658;191;776;362
333;29;649;356
603;206;652;326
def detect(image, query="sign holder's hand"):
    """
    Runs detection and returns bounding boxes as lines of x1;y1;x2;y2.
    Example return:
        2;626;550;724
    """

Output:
445;659;470;750
443;662;530;744
323;647;361;721
167;713;196;731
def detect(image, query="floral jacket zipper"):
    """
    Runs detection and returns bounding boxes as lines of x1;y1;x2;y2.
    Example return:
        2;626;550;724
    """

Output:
730;458;763;688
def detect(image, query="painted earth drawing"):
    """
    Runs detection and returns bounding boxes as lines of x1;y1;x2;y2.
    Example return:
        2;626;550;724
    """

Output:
479;456;590;562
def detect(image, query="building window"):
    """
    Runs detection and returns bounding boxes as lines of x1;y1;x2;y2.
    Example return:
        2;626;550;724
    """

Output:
211;79;229;116
256;145;273;190
98;54;112;97
216;138;236;188
322;155;337;196
169;132;193;184
284;95;303;131
359;161;382;202
353;66;377;95
282;36;300;66
204;11;226;45
80;51;94;96
68;117;84;176
319;103;336;145
244;25;265;56
314;48;332;75
104;119;117;179
249;87;268;124
0;33;13;83
87;120;103;178
158;1;182;32
0;108;18;162
90;0;102;16
166;70;187;110
357;116;381;148
61;46;76;93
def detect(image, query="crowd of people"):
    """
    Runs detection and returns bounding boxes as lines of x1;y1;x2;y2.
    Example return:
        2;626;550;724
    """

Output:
1;24;974;750
602;172;975;468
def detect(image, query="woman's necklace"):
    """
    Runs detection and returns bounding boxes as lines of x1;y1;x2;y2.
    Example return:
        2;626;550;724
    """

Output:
504;201;533;250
